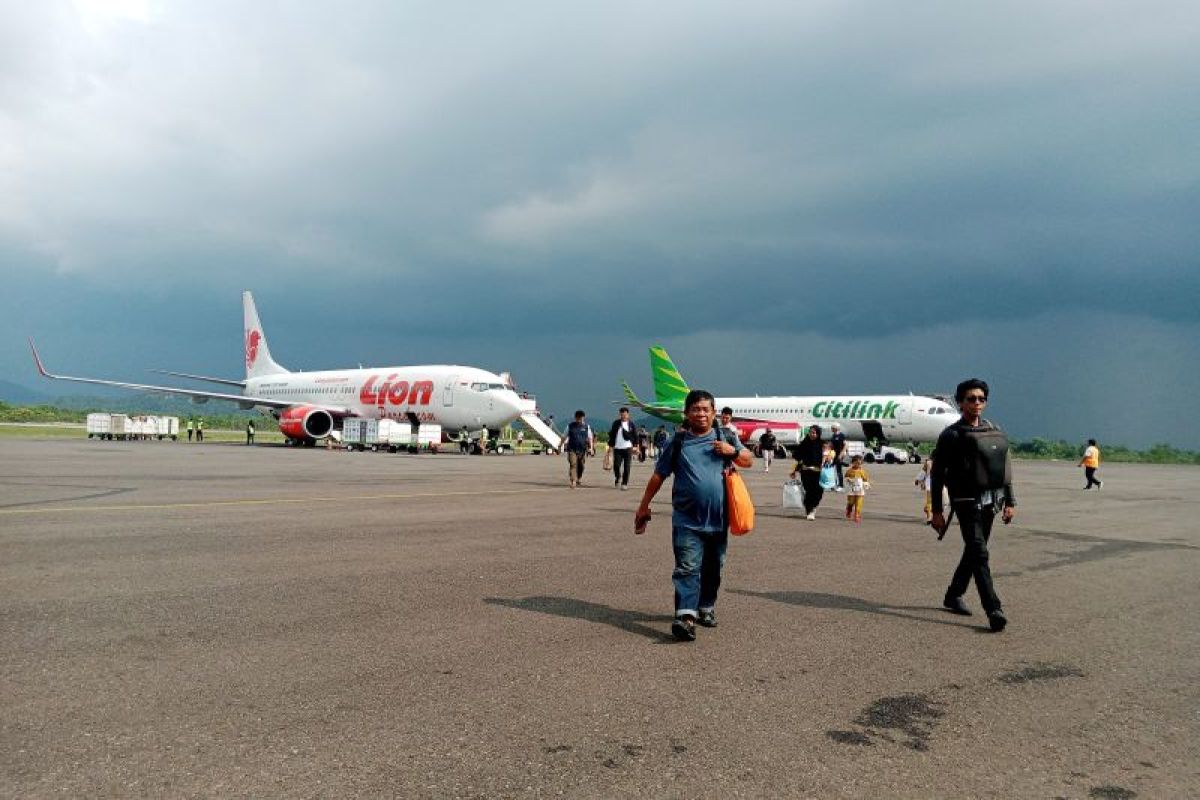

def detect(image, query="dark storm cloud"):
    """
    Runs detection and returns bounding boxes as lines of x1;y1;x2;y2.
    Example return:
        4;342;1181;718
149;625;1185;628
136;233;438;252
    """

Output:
1;1;1197;447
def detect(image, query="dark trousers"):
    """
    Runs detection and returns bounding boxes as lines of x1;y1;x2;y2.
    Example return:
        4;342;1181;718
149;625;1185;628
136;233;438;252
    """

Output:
612;448;633;486
800;470;824;512
1084;467;1101;488
947;503;1002;614
834;458;845;488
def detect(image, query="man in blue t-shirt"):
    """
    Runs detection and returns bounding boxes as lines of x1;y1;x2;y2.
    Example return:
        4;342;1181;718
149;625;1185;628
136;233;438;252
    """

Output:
634;389;753;641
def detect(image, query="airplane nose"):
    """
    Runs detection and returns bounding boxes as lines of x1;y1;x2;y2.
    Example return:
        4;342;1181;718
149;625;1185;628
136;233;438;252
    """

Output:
497;391;527;420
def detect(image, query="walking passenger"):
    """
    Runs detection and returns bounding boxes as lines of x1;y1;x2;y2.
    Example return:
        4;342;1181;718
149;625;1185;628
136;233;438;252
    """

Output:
790;426;826;520
633;390;753;641
563;410;594;488
652;426;668;458
931;378;1017;633
829;422;847;491
915;458;934;524
759;427;777;473
843;455;870;523
608;407;636;491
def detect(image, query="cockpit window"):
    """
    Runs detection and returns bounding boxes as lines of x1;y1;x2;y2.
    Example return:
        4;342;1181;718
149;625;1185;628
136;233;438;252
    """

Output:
470;382;508;392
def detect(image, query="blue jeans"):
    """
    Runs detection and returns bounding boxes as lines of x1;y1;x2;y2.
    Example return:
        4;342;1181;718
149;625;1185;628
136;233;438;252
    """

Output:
672;526;728;619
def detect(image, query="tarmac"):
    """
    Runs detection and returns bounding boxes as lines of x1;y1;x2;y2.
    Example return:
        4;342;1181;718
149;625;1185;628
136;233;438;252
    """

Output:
1;438;1197;798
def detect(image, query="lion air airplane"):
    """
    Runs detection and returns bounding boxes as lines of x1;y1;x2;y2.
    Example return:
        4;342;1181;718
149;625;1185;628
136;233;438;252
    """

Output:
620;346;957;448
30;291;556;446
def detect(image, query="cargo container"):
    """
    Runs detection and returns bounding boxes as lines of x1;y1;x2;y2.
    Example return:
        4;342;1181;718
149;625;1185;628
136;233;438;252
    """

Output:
86;413;112;438
380;420;441;452
108;414;132;440
341;417;380;451
86;413;178;440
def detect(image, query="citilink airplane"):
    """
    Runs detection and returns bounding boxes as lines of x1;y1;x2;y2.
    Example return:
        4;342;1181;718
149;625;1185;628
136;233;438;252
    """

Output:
621;346;957;449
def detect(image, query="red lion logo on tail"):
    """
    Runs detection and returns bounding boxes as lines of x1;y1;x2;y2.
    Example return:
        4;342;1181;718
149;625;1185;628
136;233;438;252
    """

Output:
245;329;262;369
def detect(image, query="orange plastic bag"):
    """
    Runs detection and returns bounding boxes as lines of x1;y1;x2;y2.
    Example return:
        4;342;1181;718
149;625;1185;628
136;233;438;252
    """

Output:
726;470;755;535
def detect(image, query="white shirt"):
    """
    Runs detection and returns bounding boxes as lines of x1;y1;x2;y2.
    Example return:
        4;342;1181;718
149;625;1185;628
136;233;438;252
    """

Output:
613;420;635;450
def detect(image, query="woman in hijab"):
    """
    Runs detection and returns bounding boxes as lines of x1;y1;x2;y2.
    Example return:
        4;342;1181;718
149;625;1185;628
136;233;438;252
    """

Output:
790;425;826;520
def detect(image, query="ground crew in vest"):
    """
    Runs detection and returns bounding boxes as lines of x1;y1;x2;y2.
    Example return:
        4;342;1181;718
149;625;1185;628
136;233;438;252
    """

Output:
930;378;1016;633
186;417;194;441
195;417;205;442
1078;439;1102;490
246;419;255;445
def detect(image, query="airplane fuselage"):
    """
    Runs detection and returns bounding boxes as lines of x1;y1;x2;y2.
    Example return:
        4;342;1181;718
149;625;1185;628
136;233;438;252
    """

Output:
245;364;526;432
704;393;957;445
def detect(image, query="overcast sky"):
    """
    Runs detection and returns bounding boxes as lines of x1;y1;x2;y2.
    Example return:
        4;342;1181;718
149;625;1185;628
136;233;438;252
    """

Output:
2;1;1198;448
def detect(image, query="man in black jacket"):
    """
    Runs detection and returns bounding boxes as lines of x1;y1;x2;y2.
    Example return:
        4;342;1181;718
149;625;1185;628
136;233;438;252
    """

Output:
608;407;637;490
931;378;1016;632
829;422;847;491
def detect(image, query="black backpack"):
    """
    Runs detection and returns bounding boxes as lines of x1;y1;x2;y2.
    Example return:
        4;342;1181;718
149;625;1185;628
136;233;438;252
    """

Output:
952;422;1012;491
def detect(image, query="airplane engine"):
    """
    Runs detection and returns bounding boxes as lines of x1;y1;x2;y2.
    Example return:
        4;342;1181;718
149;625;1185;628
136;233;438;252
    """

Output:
278;406;334;441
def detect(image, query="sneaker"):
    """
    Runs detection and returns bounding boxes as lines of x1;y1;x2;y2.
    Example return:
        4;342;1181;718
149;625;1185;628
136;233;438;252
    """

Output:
834;487;845;493
987;610;1008;632
620;485;628;491
943;595;972;616
806;512;816;521
671;617;697;641
1097;481;1103;491
698;610;717;628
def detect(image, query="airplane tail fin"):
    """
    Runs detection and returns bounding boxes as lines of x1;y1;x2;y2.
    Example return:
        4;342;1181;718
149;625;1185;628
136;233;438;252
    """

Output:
242;291;289;380
649;345;691;405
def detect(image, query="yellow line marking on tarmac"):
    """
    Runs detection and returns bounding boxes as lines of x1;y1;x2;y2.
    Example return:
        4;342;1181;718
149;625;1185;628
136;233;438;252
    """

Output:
0;487;561;516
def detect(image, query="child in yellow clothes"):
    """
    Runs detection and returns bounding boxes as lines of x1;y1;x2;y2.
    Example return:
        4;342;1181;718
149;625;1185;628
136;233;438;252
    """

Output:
843;455;871;523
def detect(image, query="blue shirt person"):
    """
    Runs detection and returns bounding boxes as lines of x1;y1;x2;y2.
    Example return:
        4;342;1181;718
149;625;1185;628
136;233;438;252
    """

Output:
634;390;752;641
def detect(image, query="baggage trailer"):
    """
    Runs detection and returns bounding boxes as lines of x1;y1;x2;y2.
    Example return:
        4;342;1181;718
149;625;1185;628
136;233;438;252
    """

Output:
108;414;132;441
342;417;380;451
87;413;178;441
151;416;179;440
384;421;442;453
86;413;112;439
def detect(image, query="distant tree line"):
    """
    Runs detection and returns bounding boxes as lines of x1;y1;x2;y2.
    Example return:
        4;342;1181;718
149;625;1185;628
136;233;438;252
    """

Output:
1009;437;1199;465
2;401;1198;464
0;401;278;432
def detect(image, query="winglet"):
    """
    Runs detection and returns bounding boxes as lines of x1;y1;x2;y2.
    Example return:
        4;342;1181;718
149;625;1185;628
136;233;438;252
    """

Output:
28;338;52;378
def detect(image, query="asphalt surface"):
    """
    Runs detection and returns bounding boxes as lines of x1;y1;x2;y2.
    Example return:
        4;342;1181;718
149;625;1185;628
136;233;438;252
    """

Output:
1;439;1197;798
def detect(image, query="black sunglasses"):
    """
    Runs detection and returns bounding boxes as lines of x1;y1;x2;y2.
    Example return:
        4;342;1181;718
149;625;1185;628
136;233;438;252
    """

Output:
962;395;987;403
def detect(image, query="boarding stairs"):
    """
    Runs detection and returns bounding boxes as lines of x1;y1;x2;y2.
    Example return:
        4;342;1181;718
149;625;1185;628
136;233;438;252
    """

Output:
519;412;562;451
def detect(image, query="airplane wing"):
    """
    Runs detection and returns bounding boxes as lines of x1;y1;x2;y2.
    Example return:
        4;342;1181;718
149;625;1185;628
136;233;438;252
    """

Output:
29;339;348;414
148;369;247;388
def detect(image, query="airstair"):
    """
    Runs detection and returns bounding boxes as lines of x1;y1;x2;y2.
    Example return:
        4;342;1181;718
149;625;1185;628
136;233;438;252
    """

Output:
519;412;562;451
